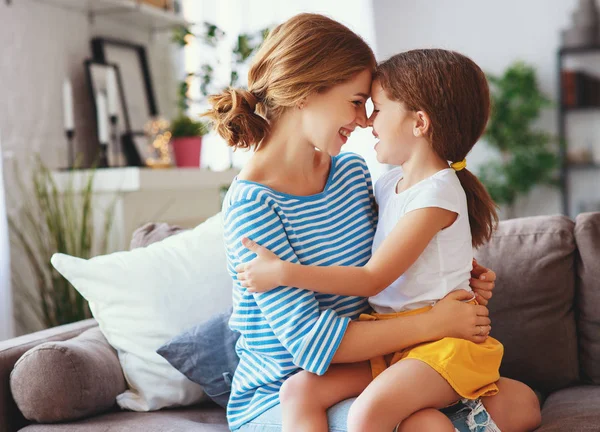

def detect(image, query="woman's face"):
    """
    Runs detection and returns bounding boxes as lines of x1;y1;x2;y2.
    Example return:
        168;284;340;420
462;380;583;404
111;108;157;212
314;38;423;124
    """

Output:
368;80;417;165
300;69;372;156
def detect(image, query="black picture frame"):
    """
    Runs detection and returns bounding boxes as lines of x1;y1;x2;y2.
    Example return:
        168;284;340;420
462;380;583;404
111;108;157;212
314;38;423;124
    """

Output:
91;37;159;132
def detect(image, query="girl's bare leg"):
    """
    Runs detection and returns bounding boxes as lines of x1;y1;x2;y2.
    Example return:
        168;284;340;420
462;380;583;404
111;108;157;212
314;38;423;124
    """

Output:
482;377;541;432
279;361;372;432
347;359;458;432
398;408;457;432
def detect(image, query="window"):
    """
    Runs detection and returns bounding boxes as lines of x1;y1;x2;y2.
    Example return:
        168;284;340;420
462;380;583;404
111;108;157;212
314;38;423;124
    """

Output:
181;0;386;181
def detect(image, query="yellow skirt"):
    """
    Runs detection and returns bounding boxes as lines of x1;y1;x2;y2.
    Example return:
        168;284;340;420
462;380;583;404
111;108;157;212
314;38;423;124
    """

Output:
359;303;504;400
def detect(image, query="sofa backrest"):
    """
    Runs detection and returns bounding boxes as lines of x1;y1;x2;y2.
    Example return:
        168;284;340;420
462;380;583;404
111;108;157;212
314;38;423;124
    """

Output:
574;212;600;384
475;215;580;394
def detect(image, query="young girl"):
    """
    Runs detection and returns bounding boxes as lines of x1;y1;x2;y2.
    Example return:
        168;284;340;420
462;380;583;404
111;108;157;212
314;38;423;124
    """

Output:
236;49;515;432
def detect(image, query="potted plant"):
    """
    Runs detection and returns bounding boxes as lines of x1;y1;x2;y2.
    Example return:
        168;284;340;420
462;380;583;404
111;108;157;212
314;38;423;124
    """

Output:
479;61;559;218
169;113;209;168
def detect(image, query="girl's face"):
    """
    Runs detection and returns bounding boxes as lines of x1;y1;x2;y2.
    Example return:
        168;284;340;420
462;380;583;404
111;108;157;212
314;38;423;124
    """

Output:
368;80;418;165
300;69;372;156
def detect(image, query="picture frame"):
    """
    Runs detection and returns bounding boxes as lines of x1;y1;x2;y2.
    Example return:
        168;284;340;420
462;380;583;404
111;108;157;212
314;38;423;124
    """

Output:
91;37;159;132
127;131;154;166
84;60;131;167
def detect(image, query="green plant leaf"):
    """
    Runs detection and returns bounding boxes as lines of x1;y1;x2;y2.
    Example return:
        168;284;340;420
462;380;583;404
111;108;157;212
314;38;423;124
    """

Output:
170;115;209;138
480;61;558;208
8;156;117;330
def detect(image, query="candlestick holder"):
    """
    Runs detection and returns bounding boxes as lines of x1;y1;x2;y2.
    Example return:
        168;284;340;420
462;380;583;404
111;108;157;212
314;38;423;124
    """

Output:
98;142;109;168
109;115;123;167
65;129;75;169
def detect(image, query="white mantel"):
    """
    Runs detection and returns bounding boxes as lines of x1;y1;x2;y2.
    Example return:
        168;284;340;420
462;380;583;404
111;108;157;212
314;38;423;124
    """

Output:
52;166;238;192
52;167;238;253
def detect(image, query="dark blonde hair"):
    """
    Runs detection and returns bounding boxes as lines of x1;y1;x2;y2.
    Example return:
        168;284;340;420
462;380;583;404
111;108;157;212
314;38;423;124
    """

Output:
376;49;498;248
202;13;376;150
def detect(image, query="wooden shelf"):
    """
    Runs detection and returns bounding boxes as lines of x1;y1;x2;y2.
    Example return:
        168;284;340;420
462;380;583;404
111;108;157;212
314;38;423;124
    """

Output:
51;167;239;193
560;45;600;55
566;162;600;170
558;45;600;215
26;0;187;32
562;105;600;112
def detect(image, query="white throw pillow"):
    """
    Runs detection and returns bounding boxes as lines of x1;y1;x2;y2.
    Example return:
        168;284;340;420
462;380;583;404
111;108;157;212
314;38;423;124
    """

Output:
51;213;232;411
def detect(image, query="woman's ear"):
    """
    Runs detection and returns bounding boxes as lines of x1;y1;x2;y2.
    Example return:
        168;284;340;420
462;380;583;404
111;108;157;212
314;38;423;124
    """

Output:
413;110;431;137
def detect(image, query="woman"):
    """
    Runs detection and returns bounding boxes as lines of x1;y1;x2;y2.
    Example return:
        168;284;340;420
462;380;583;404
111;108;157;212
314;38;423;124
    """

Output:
204;13;540;432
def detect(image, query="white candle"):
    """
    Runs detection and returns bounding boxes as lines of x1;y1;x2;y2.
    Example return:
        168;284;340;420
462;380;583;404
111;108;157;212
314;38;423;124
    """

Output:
96;92;109;144
62;79;74;131
106;69;118;117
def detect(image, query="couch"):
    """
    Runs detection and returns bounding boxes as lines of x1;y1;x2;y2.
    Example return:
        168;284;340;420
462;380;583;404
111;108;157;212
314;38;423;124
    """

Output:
1;212;599;431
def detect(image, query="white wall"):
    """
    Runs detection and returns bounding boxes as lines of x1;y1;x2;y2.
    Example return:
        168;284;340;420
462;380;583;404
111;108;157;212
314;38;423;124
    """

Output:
0;0;179;334
371;0;587;218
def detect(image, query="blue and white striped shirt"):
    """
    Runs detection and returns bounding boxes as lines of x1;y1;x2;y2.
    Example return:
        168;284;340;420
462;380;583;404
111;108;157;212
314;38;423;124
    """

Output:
223;152;378;430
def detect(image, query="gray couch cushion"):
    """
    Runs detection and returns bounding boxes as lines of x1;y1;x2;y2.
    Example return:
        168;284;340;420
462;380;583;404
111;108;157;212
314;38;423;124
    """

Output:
157;308;240;408
575;212;600;384
538;385;600;431
474;215;579;394
10;327;125;423
18;403;228;432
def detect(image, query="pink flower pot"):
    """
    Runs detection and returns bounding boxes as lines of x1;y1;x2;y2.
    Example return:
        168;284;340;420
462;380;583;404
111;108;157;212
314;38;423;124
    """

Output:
171;136;202;168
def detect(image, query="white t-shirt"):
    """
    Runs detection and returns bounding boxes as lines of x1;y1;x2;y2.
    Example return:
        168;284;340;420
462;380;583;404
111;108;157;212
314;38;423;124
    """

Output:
369;167;474;313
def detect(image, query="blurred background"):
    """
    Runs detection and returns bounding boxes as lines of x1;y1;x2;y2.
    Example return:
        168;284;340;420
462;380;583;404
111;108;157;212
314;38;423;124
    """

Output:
0;0;598;336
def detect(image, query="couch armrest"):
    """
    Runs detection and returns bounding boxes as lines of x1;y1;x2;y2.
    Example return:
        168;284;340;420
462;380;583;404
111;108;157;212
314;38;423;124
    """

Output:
0;319;98;432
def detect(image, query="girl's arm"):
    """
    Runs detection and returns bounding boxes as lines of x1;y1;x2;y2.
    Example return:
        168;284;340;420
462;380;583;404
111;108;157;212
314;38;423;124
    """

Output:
237;207;457;297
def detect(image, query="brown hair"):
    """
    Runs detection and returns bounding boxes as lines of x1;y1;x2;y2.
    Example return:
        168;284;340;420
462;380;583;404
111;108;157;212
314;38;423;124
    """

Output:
202;13;376;150
376;49;498;248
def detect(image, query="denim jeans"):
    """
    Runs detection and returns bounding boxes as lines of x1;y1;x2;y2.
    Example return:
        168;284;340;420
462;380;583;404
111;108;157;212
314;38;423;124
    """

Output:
237;397;500;431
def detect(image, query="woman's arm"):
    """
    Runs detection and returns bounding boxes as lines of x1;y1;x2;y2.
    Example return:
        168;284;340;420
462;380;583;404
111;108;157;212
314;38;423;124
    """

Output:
333;289;491;362
239;207;456;297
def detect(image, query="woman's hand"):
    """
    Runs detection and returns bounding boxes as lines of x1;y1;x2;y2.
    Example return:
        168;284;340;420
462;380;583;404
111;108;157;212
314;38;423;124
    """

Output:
469;259;496;306
235;238;284;293
429;290;491;343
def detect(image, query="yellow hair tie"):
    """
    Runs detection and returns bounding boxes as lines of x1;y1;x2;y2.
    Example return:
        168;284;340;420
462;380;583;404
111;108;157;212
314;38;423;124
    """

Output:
450;159;467;171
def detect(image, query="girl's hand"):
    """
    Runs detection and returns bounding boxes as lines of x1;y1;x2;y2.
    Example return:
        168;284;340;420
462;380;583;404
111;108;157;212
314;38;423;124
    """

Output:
469;259;496;306
429;290;491;344
235;238;284;293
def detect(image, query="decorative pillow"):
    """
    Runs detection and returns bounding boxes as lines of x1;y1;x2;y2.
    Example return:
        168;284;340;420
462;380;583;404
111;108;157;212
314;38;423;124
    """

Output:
50;213;233;411
10;327;125;423
157;307;240;408
129;222;186;250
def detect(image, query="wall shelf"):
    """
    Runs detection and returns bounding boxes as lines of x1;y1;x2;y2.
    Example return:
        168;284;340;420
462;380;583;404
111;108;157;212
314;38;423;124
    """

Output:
23;0;187;32
558;45;600;216
562;105;600;112
560;45;600;55
567;162;600;170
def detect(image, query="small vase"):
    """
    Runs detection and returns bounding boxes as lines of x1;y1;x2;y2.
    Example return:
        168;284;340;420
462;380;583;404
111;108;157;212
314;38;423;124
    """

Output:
171;136;202;168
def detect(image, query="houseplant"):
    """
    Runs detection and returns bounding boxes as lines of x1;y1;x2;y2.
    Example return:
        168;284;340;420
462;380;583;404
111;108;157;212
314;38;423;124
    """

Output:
169;112;209;168
479;61;559;218
8;156;116;332
169;23;269;168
